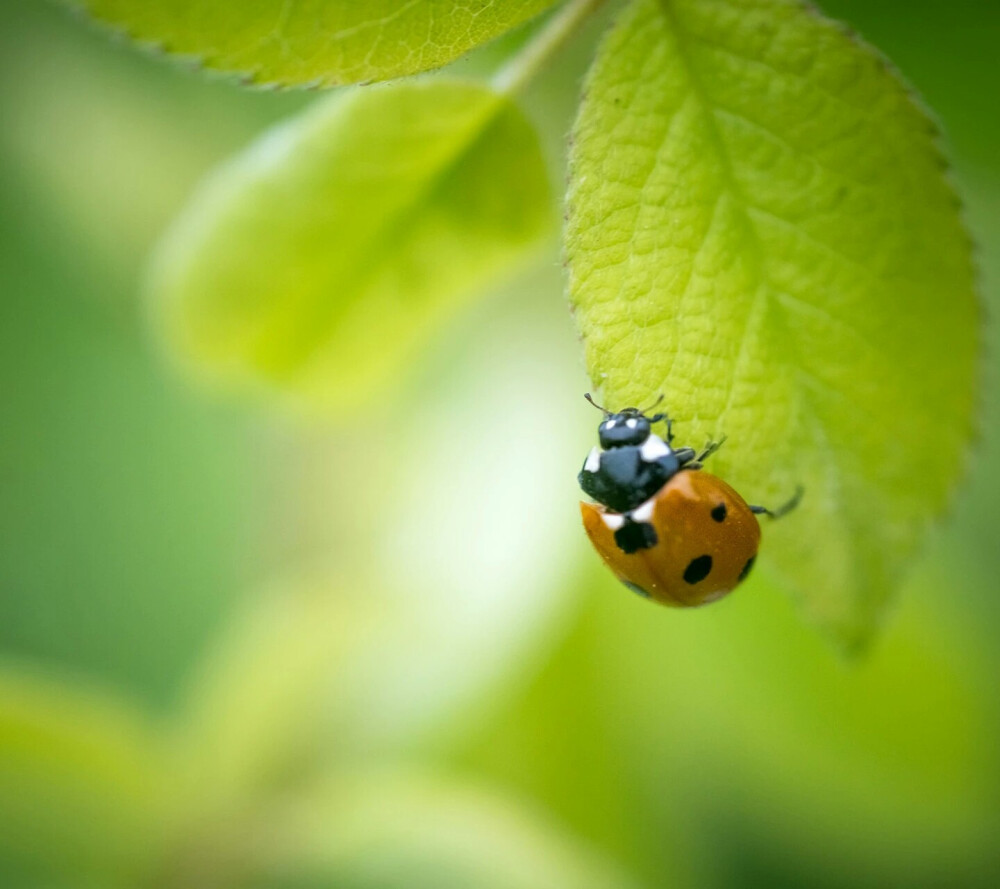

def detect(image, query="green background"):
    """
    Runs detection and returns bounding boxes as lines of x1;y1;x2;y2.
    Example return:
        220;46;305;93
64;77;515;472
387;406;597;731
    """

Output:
0;1;997;886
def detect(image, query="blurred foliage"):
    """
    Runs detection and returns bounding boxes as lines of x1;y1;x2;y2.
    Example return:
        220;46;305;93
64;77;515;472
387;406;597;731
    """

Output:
0;668;167;882
150;80;552;411
0;1;998;888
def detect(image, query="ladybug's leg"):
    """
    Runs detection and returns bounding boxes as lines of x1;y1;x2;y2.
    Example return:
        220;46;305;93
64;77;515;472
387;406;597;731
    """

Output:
749;486;804;520
647;408;674;443
673;447;698;467
696;435;728;463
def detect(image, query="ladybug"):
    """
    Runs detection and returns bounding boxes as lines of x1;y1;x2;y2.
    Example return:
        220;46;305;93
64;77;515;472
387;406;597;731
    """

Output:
578;394;801;607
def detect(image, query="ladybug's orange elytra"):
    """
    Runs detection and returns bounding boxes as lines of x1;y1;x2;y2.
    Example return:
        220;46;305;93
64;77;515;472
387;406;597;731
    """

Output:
581;470;760;606
577;394;800;606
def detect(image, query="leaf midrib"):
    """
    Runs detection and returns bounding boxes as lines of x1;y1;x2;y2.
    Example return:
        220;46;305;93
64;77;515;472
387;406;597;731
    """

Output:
655;0;869;619
655;0;770;425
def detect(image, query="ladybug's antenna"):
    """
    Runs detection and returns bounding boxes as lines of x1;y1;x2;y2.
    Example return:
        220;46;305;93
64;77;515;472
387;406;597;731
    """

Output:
640;394;665;415
584;393;610;415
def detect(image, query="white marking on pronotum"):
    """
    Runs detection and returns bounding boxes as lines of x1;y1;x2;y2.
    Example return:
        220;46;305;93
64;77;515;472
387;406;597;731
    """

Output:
583;447;601;473
602;513;625;530
631;499;656;523
640;434;670;461
626;418;638;429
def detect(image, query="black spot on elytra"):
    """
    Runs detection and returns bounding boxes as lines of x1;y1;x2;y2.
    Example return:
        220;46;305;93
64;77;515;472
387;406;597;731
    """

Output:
738;555;756;582
614;521;658;554
711;502;727;522
683;554;713;585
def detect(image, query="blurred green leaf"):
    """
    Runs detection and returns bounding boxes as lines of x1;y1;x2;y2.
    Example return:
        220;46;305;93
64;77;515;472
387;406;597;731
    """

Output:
0;0;307;289
0;666;167;881
171;577;382;819
150;80;553;410
566;565;1000;885
565;0;979;647
75;0;558;87
244;770;639;889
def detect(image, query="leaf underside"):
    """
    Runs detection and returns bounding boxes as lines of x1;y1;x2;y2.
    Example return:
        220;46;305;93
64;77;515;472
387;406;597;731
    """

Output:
75;0;558;87
566;0;979;648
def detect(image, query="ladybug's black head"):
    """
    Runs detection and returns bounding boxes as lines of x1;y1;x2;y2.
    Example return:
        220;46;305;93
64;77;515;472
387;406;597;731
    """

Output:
585;394;666;450
598;409;652;448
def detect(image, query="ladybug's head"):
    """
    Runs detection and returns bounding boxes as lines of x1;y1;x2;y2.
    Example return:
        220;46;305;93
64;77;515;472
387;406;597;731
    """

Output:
585;394;666;450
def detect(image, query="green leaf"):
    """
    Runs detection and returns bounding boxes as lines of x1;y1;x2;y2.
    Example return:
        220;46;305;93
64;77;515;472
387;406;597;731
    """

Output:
565;0;979;647
75;0;558;87
0;667;168;880
243;769;640;889
150;80;552;410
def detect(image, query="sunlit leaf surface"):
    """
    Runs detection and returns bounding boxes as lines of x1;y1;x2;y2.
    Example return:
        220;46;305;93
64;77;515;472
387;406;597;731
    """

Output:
76;0;558;87
565;0;979;647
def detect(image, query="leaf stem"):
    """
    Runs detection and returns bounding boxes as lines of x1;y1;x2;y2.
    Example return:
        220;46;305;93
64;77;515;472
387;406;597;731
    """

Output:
492;0;608;96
